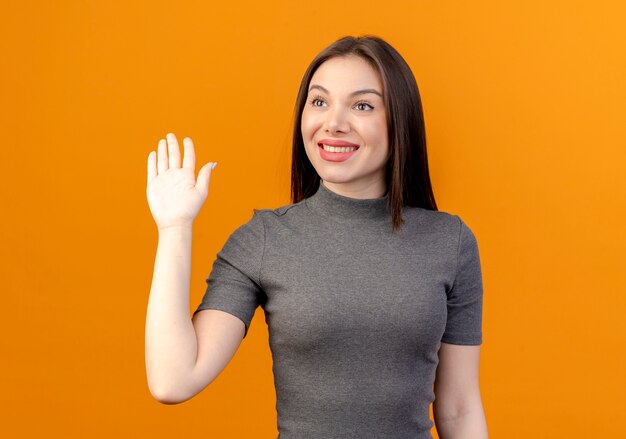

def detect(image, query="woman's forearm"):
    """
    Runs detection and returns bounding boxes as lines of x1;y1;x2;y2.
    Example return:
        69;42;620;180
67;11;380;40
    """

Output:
435;406;488;439
145;225;198;402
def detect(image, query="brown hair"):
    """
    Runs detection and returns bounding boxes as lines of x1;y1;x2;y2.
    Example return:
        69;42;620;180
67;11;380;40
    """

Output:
290;35;438;232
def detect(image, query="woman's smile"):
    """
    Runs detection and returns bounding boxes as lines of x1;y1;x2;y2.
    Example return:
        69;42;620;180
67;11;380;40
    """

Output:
318;138;360;162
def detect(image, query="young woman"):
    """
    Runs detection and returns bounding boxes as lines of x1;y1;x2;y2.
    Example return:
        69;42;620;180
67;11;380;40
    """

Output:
146;36;488;438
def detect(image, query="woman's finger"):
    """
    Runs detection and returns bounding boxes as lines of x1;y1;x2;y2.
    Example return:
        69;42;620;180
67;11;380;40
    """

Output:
182;137;196;171
147;151;157;185
166;133;181;169
196;161;216;197
157;139;168;173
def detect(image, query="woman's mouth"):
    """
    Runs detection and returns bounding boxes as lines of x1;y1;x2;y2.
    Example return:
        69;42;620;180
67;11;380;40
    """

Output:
320;144;358;153
317;141;360;162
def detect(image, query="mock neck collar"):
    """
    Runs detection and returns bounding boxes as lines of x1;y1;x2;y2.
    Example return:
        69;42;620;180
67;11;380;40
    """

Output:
305;180;390;222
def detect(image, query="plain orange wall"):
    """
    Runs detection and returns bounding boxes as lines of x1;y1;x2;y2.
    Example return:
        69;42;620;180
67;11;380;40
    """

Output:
1;1;625;437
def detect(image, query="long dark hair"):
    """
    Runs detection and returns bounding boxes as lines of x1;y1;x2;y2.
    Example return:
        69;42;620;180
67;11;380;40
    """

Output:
291;35;437;232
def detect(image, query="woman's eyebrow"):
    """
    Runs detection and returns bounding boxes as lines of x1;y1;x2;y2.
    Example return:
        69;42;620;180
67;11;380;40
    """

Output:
349;88;382;98
308;84;330;94
308;84;382;98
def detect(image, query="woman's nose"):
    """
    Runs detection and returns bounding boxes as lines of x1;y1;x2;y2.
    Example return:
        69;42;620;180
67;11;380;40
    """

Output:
324;107;350;134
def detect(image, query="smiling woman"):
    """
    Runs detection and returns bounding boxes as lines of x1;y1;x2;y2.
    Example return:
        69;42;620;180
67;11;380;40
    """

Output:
291;36;438;233
301;56;389;198
145;35;487;439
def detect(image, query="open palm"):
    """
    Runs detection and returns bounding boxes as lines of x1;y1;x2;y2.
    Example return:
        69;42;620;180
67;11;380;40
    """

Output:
146;133;216;230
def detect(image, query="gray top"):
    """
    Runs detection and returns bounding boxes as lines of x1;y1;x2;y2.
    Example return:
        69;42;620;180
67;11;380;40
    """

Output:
194;181;484;438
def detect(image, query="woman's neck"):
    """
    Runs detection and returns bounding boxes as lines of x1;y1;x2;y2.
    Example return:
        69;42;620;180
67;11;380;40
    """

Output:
321;179;387;200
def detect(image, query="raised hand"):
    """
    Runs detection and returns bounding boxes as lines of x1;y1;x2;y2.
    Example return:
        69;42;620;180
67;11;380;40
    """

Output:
146;133;216;231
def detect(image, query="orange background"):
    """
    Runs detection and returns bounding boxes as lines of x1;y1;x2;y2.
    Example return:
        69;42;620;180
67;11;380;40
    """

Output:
1;1;625;437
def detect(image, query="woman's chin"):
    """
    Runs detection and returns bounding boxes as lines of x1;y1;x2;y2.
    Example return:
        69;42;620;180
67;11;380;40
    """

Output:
317;173;356;186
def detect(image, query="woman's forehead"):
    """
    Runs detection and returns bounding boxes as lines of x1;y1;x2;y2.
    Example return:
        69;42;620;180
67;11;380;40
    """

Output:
309;55;383;95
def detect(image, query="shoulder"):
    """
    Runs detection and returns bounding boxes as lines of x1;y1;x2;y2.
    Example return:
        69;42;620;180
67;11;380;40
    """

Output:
400;208;480;256
220;200;309;248
252;198;308;219
403;207;473;235
246;199;311;232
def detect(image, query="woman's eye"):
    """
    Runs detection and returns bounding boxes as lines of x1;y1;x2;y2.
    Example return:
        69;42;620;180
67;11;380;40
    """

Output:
354;102;374;111
310;98;326;107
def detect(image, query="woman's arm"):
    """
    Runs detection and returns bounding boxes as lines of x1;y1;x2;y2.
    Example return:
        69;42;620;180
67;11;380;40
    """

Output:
433;343;488;438
145;133;245;404
145;226;245;404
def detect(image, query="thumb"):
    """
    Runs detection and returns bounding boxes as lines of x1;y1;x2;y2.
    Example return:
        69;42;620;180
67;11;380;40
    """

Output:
196;162;216;196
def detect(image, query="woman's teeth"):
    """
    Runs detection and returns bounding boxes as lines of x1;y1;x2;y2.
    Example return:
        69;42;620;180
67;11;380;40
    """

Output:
321;144;358;152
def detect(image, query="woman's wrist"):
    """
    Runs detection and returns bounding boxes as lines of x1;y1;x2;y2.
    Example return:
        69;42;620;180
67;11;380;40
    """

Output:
157;223;193;237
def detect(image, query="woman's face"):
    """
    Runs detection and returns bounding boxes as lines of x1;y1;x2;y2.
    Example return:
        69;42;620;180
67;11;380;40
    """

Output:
301;55;389;199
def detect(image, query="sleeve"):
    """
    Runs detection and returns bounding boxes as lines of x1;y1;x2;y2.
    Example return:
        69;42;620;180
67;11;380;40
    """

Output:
192;210;266;338
441;216;484;346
